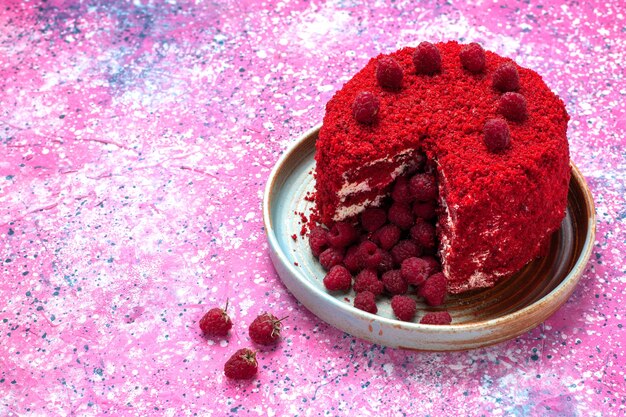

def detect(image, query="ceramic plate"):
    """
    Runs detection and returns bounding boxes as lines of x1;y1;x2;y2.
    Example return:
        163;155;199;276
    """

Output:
263;125;596;351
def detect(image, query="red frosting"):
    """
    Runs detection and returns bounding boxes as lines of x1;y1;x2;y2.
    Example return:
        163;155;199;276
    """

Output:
314;41;570;293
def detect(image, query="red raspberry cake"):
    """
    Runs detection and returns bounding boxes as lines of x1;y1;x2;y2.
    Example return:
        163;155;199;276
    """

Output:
314;41;570;294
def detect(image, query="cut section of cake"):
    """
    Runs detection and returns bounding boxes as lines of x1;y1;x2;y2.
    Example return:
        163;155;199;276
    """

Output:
314;41;570;293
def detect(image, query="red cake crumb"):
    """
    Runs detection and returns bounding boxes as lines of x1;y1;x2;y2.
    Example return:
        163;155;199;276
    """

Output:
420;311;452;325
352;91;380;124
413;41;441;75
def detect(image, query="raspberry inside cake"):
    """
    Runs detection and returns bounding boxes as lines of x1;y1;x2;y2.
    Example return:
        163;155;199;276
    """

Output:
314;41;570;294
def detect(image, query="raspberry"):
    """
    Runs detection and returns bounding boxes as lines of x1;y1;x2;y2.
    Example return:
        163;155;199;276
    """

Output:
382;270;408;295
391;240;421;266
376;56;403;90
400;257;431;286
498;92;528;122
419;272;447;306
377;250;395;273
391;295;417;322
327;222;358;248
353;269;384;296
388;202;414;230
224;348;258;380
459;42;486;73
492;62;520;92
318;247;345;270
352;91;380;124
323;265;352;292
410;219;436;249
343;245;362;273
308;226;328;258
413;41;441;75
249;313;285;345
199;300;233;337
360;207;387;232
420;311;452;325
483;118;511;152
409;173;437;202
391;176;414;204
421;255;442;274
412;201;437;220
371;223;401;250
354;291;378;314
357;240;383;269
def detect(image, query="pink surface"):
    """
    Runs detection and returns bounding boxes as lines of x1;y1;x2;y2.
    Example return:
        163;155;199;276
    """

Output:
1;0;624;416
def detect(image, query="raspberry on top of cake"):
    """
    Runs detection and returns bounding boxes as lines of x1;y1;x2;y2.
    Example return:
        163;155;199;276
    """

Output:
314;41;570;294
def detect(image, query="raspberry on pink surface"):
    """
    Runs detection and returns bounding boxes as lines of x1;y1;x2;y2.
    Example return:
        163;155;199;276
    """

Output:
352;91;380;124
413;41;441;75
391;295;417;322
249;313;285;345
323;265;352;292
484;118;511;152
376;56;403;90
419;272;447;306
199;302;233;337
419;311;452;325
382;270;408;295
353;291;378;314
224;348;258;380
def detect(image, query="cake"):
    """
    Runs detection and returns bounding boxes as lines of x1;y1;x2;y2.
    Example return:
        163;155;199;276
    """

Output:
314;41;570;294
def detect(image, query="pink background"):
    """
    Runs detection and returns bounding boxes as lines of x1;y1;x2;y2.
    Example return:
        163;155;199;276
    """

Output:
1;0;624;415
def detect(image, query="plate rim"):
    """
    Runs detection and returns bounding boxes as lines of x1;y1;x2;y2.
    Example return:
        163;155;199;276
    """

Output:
263;124;596;340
